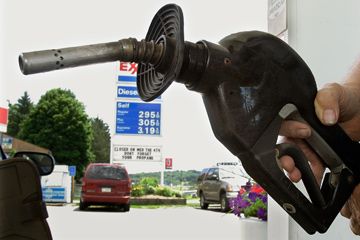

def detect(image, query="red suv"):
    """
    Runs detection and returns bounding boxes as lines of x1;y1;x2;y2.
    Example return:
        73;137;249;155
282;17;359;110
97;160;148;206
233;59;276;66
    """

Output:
80;163;131;211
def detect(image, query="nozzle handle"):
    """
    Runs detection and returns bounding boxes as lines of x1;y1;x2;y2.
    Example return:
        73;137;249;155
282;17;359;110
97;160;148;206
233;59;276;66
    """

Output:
19;38;163;75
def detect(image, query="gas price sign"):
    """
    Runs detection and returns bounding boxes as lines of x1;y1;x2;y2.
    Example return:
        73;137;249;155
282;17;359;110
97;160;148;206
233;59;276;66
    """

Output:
113;145;162;162
116;101;161;135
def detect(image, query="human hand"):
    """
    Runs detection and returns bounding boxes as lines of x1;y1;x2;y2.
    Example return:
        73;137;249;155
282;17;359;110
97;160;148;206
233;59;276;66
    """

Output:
341;185;360;234
279;81;360;234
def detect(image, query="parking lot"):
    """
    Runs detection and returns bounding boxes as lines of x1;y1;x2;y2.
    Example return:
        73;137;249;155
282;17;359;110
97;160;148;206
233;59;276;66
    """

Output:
47;204;262;240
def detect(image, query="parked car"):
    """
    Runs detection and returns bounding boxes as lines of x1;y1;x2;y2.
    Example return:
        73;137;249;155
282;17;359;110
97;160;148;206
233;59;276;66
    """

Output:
197;162;248;212
80;163;131;211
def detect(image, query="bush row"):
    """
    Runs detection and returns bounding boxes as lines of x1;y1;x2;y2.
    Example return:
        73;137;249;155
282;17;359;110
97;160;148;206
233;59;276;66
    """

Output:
131;177;181;198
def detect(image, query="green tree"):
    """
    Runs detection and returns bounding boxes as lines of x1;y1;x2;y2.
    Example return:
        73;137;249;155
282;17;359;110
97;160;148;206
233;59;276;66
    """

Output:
19;88;94;175
7;91;34;137
90;117;111;163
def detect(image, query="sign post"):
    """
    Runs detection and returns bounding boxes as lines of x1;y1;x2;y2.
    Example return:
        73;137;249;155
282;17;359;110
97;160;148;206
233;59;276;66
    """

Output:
164;158;173;187
68;166;76;203
165;158;173;170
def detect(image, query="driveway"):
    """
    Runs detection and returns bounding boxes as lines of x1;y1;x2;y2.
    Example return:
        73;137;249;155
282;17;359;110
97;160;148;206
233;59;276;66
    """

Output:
46;205;251;240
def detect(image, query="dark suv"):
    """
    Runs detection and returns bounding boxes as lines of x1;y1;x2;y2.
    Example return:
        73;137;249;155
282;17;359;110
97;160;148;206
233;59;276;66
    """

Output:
197;163;248;212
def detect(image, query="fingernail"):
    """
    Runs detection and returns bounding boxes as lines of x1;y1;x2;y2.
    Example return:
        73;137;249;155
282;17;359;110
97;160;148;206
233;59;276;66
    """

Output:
323;109;336;125
296;128;311;138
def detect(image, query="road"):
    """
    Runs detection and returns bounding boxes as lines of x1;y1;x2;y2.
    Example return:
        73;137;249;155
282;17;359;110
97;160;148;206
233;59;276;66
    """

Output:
46;204;259;240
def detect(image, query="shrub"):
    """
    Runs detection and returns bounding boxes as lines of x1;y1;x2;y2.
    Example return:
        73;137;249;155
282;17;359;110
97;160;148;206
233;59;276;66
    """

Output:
131;177;182;198
155;186;173;197
146;186;156;195
154;186;181;197
131;185;145;197
139;177;159;195
139;177;159;188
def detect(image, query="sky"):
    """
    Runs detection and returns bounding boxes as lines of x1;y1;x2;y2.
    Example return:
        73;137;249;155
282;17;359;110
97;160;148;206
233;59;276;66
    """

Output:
0;0;268;173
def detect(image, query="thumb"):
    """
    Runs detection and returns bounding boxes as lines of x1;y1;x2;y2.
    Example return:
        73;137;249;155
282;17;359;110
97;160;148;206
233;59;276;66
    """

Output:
314;83;342;125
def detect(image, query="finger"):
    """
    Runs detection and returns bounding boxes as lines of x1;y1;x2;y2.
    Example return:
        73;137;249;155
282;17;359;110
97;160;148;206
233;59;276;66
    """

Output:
278;155;302;183
279;120;311;138
279;155;296;172
314;83;342;125
341;185;360;234
341;202;351;218
290;139;325;185
350;217;360;235
288;168;302;183
310;161;325;186
278;138;325;184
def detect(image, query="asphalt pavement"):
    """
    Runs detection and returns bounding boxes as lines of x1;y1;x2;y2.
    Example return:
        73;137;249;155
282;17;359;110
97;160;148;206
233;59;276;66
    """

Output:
46;204;265;240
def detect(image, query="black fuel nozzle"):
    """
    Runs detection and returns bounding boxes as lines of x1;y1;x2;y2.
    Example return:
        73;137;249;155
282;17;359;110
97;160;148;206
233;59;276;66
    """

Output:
18;3;360;234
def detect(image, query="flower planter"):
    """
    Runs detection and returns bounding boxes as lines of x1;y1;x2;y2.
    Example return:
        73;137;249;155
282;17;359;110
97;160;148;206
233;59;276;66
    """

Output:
230;182;268;239
130;195;186;205
238;217;267;240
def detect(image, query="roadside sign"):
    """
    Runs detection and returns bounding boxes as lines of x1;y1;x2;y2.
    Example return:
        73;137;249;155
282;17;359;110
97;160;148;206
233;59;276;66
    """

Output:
117;85;161;100
118;62;137;83
117;85;139;98
1;136;13;150
116;101;161;135
165;158;173;170
113;145;162;162
68;166;76;177
42;187;66;202
0;107;8;133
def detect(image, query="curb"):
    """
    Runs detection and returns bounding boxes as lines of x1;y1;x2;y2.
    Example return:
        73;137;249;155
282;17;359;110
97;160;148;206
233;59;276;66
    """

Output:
130;197;186;205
